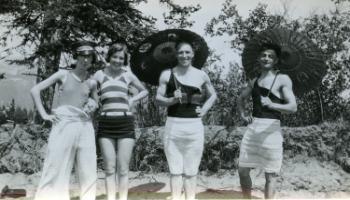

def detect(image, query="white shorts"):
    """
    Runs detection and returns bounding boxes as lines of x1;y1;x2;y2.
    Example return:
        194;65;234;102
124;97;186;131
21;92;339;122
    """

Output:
238;118;283;174
163;117;204;176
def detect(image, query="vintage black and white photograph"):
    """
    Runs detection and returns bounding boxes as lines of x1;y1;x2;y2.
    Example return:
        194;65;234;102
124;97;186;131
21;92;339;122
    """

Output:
0;0;349;199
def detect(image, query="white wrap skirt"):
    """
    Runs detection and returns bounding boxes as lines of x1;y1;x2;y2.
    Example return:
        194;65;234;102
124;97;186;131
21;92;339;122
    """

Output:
238;117;283;174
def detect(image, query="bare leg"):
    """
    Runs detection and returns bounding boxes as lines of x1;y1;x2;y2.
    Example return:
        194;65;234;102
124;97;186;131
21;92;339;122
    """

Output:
170;174;183;200
265;173;277;199
184;175;196;200
238;167;252;199
99;137;117;200
116;138;135;200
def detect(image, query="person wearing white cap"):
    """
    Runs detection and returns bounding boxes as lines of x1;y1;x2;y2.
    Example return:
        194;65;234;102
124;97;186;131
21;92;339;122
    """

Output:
31;41;99;200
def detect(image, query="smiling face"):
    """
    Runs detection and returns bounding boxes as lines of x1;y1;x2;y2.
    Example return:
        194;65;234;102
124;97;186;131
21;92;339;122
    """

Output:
258;49;279;70
176;42;194;67
109;51;125;69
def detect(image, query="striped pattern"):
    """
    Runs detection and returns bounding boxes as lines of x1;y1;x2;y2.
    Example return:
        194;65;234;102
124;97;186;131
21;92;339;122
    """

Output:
238;118;283;173
95;70;130;112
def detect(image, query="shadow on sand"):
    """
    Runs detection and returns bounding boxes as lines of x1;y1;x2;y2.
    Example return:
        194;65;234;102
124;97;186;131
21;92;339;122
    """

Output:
91;183;260;199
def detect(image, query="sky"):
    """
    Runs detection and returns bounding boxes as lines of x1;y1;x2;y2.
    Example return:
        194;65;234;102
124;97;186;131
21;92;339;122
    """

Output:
137;0;337;68
0;0;345;109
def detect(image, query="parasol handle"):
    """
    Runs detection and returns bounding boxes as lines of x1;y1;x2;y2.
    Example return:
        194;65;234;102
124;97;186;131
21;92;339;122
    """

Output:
267;71;280;97
172;69;182;104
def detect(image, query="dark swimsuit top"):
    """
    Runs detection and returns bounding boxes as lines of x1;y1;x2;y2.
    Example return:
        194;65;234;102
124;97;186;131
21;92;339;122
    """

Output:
252;77;284;120
166;71;206;118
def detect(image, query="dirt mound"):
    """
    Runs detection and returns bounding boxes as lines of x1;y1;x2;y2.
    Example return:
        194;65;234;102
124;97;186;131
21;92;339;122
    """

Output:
283;122;350;172
0;124;48;173
279;156;350;193
0;122;349;174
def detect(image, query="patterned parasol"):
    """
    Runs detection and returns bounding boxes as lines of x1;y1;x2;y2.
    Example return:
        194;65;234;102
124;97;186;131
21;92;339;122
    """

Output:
242;27;327;96
130;29;209;85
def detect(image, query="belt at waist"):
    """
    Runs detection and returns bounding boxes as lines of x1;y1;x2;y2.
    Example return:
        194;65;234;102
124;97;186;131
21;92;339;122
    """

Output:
167;104;200;118
53;105;90;122
100;111;133;116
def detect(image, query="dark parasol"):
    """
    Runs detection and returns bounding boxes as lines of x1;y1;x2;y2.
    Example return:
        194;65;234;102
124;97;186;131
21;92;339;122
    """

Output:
242;27;327;96
130;29;209;85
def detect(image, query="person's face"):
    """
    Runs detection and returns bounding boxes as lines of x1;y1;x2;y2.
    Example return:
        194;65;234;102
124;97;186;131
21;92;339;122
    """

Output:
176;43;194;67
109;51;125;69
258;49;278;70
76;53;93;69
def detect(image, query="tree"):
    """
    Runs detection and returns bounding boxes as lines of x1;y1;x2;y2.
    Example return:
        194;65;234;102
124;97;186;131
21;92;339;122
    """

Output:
0;0;200;123
205;0;350;126
202;61;246;127
14;106;28;124
8;98;16;121
162;1;201;28
0;108;7;125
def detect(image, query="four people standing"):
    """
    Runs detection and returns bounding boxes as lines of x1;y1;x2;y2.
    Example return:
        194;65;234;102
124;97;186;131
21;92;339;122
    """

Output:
30;30;314;200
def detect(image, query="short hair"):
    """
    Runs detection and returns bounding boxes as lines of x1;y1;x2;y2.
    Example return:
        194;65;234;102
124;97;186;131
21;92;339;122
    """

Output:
175;41;194;52
260;43;281;59
106;45;129;66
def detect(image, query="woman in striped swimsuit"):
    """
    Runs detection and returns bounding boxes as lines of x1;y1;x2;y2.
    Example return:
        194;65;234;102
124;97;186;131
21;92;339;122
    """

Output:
93;43;148;200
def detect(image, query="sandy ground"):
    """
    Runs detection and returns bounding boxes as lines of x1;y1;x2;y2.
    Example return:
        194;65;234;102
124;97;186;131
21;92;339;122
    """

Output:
0;157;349;199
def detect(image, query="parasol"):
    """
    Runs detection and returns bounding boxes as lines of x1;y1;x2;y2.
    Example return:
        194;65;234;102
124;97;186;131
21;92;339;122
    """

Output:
242;27;327;96
130;29;209;85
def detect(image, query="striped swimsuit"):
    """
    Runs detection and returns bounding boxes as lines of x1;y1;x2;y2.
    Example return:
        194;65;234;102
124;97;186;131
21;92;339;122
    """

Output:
93;69;135;139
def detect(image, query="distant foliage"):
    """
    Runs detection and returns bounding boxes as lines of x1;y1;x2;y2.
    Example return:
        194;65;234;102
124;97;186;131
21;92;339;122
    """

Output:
134;85;167;128
202;62;246;127
0;99;32;125
1;0;348;127
162;1;201;28
0;0;201;112
205;0;350;126
0;110;7;125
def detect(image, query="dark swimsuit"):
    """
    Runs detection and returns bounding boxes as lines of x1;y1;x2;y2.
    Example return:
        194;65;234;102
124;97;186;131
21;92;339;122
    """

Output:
252;78;284;120
165;71;206;118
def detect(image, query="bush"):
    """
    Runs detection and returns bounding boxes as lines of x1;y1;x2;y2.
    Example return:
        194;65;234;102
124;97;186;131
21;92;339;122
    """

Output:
1;122;349;174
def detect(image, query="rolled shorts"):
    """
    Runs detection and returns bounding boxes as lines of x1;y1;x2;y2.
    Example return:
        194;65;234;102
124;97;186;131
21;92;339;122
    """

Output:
163;117;204;176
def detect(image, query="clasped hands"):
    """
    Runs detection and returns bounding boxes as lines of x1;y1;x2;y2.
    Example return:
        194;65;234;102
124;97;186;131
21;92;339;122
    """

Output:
173;89;207;117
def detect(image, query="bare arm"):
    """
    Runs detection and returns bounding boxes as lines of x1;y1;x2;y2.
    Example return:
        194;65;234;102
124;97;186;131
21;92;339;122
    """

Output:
128;72;149;103
266;75;297;113
89;79;99;103
237;79;254;123
197;72;217;117
80;79;100;115
30;71;65;121
155;70;179;107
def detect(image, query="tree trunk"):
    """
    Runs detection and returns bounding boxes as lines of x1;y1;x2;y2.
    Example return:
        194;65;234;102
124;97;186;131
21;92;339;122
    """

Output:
317;89;325;122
